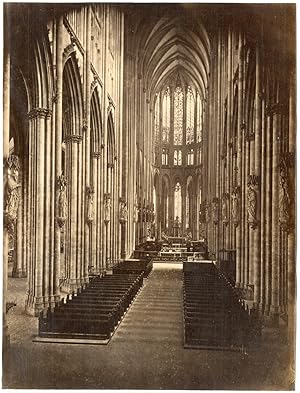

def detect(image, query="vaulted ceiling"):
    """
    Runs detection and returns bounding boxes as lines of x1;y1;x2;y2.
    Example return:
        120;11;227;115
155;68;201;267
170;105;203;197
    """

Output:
132;11;210;100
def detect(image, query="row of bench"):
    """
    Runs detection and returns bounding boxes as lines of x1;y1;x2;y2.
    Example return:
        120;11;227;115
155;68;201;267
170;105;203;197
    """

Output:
113;259;153;278
39;273;143;341
183;262;256;350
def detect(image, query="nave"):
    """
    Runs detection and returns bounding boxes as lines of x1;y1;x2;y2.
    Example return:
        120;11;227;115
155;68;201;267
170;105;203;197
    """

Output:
4;263;291;390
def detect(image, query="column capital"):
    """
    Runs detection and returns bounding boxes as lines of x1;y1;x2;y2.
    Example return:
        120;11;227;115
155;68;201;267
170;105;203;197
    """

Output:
265;102;288;116
28;108;52;119
64;134;83;144
92;152;101;159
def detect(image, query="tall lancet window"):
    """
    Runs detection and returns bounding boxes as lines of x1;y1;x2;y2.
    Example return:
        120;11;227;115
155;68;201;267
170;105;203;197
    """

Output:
186;86;194;144
196;92;203;143
174;182;182;221
154;93;160;144
162;87;170;143
174;86;183;145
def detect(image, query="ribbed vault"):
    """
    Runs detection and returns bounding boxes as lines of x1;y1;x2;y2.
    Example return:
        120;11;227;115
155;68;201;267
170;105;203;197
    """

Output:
135;15;210;99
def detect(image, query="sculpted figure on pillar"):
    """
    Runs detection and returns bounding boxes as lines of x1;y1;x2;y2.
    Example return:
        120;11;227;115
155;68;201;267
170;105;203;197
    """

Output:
231;187;240;225
56;174;68;228
104;194;111;223
119;199;128;223
247;175;259;229
279;157;290;230
205;201;211;224
86;187;94;224
222;193;230;224
4;155;21;234
212;197;219;224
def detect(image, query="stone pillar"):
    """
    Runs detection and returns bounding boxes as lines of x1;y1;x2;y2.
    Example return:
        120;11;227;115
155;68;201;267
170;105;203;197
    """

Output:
264;113;272;314
64;135;82;292
22;160;28;277
12;166;23;278
43;113;53;308
25;108;51;315
287;71;295;348
91;157;98;271
54;15;63;304
270;98;280;323
235;31;243;287
253;44;262;308
3;4;10;349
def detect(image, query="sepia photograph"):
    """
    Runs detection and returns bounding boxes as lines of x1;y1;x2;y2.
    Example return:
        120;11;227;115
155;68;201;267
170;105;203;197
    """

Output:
2;2;296;390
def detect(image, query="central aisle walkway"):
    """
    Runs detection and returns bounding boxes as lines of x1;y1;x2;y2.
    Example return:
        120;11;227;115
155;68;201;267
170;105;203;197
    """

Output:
4;263;291;390
113;263;183;345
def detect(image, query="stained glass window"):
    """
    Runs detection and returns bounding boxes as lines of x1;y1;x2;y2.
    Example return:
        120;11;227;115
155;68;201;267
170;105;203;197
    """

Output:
186;86;194;144
174;86;183;145
188;149;194;165
154;93;160;144
162;148;168;165
174;150;178;166
178;150;182;166
162;87;170;143
196;92;203;143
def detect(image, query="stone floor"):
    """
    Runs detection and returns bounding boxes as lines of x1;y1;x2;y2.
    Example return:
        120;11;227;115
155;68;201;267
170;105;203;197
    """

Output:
3;263;293;390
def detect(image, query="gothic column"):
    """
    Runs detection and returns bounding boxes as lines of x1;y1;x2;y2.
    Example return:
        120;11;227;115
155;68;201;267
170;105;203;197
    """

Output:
253;44;262;307
54;14;63;303
84;5;91;282
270;94;280;324
182;184;187;235
22;157;29;277
287;71;295;346
25;108;51;315
64;135;82;292
12;164;23;277
91;156;98;271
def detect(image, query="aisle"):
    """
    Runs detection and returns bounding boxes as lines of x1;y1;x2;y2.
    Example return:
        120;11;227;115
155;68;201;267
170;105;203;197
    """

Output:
113;263;183;345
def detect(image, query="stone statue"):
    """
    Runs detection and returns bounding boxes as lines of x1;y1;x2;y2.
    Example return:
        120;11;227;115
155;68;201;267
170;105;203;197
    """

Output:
133;203;138;223
231;187;240;224
104;194;111;223
119;199;128;223
212;197;219;224
279;158;290;229
56;174;68;228
222;193;229;223
86;187;94;224
4;155;21;233
205;201;211;223
247;175;259;228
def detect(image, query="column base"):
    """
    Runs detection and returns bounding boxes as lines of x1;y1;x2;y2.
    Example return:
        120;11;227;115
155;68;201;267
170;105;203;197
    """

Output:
263;311;280;327
21;270;27;278
61;279;79;294
3;323;10;352
25;295;44;317
12;268;23;278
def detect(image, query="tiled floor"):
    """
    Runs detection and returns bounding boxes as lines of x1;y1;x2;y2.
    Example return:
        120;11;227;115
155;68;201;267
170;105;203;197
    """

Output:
3;263;293;389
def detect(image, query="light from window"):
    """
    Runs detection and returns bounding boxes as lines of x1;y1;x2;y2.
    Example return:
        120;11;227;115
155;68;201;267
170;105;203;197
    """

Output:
162;148;168;165
154;93;160;144
162;87;170;143
174;150;178;166
186;86;195;144
196;92;203;143
174;86;183;145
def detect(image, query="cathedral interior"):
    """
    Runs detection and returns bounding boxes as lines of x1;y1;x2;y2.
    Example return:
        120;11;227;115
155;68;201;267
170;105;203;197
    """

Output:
3;3;296;390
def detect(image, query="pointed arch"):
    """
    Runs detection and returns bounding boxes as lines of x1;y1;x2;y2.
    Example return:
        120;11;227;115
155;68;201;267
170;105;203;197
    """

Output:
90;86;102;154
62;54;84;138
107;110;115;165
